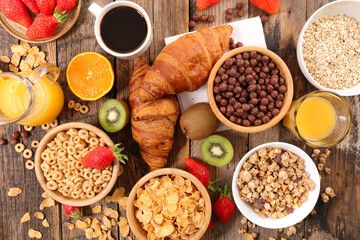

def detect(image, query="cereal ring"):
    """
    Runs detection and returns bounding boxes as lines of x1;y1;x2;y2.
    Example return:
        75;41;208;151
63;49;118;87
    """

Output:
89;137;100;146
23;149;33;158
15;143;25;152
41;123;51;130
24;126;33;131
94;185;102;193
80;105;89;114
78;129;89;139
102;175;111;182
86;191;95;198
50;119;58;128
71;192;80;199
46;181;58;191
68;100;75;109
67;129;78;136
31;140;39;148
25;160;35;170
58;148;67;157
74;103;81;111
80;192;87;199
41;162;50;172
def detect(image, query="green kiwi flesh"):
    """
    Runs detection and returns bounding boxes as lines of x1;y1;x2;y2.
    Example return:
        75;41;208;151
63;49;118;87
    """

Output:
99;99;129;133
201;135;234;167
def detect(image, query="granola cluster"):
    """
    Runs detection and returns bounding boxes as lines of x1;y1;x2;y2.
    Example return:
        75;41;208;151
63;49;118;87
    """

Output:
237;148;316;219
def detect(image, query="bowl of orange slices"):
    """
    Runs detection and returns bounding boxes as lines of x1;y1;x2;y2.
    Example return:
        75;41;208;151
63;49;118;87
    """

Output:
66;52;114;101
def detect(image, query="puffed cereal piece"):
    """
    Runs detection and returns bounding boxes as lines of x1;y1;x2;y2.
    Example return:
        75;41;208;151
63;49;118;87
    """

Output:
325;187;336;198
321;193;329;203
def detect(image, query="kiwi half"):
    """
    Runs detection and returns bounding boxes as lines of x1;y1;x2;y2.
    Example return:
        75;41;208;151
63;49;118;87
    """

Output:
99;99;129;133
201;135;234;167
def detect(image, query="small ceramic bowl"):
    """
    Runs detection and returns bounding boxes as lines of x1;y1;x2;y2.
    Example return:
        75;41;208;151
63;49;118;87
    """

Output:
127;168;212;240
208;46;294;133
0;0;81;44
35;122;120;206
297;0;360;96
232;142;320;229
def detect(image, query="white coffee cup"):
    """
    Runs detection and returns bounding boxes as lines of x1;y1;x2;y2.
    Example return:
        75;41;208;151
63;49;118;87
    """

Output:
89;1;153;59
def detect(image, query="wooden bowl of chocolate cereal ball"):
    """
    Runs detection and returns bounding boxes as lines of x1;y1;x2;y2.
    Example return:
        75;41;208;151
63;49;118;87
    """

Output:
207;46;294;133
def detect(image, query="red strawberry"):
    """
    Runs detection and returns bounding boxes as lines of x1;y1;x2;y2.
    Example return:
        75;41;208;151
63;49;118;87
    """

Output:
209;184;235;224
63;204;83;219
196;0;222;11
56;0;76;13
208;220;215;229
0;0;33;28
26;9;68;39
20;0;40;14
250;0;280;14
184;158;211;186
81;144;128;169
36;0;56;15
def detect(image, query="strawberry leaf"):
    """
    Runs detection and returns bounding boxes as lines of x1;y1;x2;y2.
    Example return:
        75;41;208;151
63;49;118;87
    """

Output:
110;143;128;165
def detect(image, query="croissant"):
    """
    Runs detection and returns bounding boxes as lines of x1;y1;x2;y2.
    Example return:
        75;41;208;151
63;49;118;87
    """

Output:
138;25;233;101
129;59;180;171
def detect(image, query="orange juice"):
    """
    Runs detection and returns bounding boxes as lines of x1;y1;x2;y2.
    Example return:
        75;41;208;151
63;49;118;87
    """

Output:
295;96;336;140
0;71;64;126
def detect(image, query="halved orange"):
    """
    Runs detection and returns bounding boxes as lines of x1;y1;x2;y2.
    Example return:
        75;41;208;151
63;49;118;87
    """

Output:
66;52;114;101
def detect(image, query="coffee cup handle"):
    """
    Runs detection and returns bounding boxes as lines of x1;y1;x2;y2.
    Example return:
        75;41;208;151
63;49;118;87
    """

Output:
88;3;103;18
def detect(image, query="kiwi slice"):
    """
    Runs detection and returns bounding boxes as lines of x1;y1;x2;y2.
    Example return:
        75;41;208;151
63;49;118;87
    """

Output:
201;135;234;167
99;99;129;133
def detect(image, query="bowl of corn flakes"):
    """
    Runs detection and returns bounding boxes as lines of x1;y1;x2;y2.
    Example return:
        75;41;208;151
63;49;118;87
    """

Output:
35;122;122;206
232;142;320;229
127;168;212;240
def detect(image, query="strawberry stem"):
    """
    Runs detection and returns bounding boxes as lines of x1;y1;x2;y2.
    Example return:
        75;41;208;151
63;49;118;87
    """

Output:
207;178;232;200
54;7;68;23
110;143;128;165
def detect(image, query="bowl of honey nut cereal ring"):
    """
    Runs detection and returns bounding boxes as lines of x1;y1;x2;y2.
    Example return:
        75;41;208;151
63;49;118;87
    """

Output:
232;142;320;229
35;122;122;206
127;168;212;240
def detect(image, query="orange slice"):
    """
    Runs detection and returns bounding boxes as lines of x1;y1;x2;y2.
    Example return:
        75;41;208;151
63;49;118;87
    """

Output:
66;52;114;101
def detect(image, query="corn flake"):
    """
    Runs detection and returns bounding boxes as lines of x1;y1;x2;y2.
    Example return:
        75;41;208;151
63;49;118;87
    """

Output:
28;229;42;239
120;224;130;238
8;187;22;197
111;187;125;201
11;44;27;56
84;217;91;226
1;56;10;63
39;198;55;210
84;228;94;239
104;208;118;219
118;196;128;209
67;223;74;230
42;219;50;228
9;64;19;73
21;212;31;223
76;220;89;230
34;212;44;220
102;216;112;229
107;230;115;240
41;192;50;198
105;196;112;203
92;205;102;214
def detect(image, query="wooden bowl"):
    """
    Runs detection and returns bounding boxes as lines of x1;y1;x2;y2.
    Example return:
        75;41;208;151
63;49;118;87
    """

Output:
127;168;212;240
34;122;120;206
0;0;81;44
207;46;294;133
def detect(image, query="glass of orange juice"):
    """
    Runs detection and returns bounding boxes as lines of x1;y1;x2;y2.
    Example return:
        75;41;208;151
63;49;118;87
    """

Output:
0;64;64;126
283;91;351;148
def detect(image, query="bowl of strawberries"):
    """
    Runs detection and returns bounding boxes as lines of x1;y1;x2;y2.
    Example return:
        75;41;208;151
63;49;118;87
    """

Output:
0;0;81;43
34;122;125;206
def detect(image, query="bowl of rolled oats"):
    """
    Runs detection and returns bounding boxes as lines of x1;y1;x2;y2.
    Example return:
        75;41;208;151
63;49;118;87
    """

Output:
127;168;212;240
297;0;360;96
232;142;320;229
34;122;122;206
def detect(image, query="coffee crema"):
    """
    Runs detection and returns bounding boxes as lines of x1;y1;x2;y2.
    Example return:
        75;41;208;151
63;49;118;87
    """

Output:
100;6;148;54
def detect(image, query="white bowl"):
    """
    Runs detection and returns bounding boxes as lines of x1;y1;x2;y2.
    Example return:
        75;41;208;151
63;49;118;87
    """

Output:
232;142;320;229
297;0;360;96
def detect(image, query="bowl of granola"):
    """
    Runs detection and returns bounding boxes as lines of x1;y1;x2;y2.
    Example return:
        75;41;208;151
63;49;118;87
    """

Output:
127;168;212;240
35;122;122;206
232;142;320;229
297;0;360;96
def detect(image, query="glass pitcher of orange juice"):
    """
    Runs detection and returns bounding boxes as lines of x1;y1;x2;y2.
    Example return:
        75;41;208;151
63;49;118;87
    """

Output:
0;64;64;126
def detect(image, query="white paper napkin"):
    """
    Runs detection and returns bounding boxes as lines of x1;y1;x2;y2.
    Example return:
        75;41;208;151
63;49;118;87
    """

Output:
165;17;267;132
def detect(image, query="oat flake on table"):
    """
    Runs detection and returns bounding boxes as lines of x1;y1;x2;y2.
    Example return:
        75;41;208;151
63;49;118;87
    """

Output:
302;14;360;89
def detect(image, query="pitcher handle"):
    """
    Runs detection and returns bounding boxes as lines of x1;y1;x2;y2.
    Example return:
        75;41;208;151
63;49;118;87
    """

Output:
27;63;60;84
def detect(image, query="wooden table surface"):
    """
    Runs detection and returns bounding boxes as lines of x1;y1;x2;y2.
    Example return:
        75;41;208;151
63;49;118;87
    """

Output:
0;0;359;239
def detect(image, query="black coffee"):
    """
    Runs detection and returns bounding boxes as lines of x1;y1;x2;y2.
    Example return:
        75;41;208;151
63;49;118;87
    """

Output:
100;7;147;53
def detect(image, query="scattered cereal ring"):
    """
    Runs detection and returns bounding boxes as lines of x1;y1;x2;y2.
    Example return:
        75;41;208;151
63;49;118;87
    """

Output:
31;140;40;148
24;126;34;131
80;105;89;114
49;119;58;128
25;160;35;170
23;149;33;158
15;143;25;152
41;123;51;130
68;100;75;109
74;103;82;111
